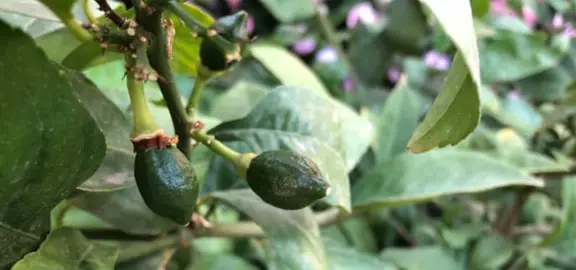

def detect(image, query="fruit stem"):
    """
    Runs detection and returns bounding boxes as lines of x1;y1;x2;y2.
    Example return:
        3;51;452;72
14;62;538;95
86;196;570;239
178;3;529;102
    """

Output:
134;3;191;156
185;76;205;120
190;131;241;163
82;0;96;24
125;45;160;137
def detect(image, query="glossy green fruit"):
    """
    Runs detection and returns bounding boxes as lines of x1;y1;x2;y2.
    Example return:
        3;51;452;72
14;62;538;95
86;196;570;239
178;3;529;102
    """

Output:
246;150;330;210
134;147;198;225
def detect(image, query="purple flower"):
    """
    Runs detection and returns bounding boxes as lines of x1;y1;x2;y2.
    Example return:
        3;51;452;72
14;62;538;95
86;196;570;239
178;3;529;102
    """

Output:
423;51;451;71
292;38;317;55
563;24;576;38
315;46;338;63
552;13;564;29
508;90;521;99
342;76;354;92
387;67;401;83
346;2;379;29
521;4;537;28
226;0;241;12
246;15;255;35
490;0;517;17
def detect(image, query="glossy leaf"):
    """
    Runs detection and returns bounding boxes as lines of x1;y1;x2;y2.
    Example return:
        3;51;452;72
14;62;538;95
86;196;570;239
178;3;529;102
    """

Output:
373;77;421;162
407;53;480;152
352;149;544;209
470;233;514;270
480;33;570;82
0;0;60;21
323;238;397;270
169;2;215;76
12;227;119;270
70;186;179;235
210;86;371;172
62;67;135;191
0;9;61;38
0;21;105;267
380;246;460;270
205;189;327;269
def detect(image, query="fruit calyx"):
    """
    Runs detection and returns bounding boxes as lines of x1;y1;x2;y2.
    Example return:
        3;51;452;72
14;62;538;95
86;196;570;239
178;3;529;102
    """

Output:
130;130;179;152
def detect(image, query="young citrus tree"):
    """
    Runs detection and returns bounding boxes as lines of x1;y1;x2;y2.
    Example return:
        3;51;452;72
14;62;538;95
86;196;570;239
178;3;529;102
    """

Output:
1;0;575;269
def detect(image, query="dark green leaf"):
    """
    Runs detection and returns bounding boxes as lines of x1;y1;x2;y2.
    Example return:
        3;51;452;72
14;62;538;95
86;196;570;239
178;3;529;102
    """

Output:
540;176;576;255
517;67;573;102
0;20;105;267
407;53;480;152
12;227;119;270
372;77;421;162
206;189;327;269
383;0;429;54
480;33;570;82
323;238;397;270
169;2;215;76
62;67;135;191
470;233;514;270
380;246;461;270
349;23;394;85
352;149;543;209
70;187;179;235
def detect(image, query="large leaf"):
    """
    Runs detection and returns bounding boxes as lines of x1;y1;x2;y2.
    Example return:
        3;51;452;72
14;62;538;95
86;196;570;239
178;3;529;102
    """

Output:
70;186;179;235
210;86;371;172
169;2;215;76
0;9;61;38
480;33;570;82
323;237;397;270
250;43;329;97
37;0;76;20
0;21;105;267
0;0;60;21
12;227;119;270
407;53;480;152
372;77;421;163
352;149;543;209
210;80;269;122
62;68;135;191
205;189;327;270
380;246;461;270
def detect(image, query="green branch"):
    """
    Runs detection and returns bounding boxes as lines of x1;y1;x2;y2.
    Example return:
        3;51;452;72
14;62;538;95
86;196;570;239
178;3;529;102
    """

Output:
185;76;206;119
134;5;191;156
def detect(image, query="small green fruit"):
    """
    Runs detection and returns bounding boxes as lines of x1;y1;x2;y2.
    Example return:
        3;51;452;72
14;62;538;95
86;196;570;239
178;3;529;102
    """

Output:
246;150;330;210
134;147;198;225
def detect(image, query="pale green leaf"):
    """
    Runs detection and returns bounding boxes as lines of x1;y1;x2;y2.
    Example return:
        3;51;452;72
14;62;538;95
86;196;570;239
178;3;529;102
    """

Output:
352;149;543;209
381;246;460;270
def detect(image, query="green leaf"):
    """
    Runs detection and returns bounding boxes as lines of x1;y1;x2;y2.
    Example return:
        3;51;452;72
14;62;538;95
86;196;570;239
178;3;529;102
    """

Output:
0;0;60;21
470;233;514;270
210;80;269;122
380;246;461;270
373;77;421;162
540;176;576;255
191;252;257;270
419;0;481;85
256;0;315;23
36;28;82;63
323;238;397;270
383;0;429;54
37;0;76;19
516;67;573;102
250;43;329;97
349;23;394;85
407;53;480;152
12;227;119;270
61;67;135;191
480;33;570;82
352;149;543;209
0;20;105;267
0;9;62;38
70;186;179;235
210;86;372;172
169;2;215;76
470;0;490;18
205;189;327;269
